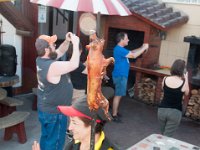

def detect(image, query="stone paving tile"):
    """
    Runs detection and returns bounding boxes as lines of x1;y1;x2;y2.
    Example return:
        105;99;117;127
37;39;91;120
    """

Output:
0;94;199;150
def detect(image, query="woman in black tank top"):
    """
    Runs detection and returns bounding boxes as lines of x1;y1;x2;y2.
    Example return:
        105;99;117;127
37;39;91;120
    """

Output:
157;59;189;137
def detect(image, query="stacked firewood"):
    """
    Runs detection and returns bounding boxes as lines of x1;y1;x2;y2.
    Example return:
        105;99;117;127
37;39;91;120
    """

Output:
137;77;157;104
185;89;200;120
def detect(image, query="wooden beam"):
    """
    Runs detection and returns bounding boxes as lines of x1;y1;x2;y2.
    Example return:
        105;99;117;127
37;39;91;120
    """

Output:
16;30;32;37
0;2;33;32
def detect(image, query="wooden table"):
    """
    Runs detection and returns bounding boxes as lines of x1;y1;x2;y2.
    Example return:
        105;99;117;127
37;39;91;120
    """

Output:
127;134;200;150
0;75;29;143
0;75;19;117
130;65;170;104
0;75;19;96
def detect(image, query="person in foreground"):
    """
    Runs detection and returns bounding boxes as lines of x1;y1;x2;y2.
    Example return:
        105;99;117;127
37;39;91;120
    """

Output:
112;32;149;122
35;32;80;150
33;98;115;150
157;59;189;137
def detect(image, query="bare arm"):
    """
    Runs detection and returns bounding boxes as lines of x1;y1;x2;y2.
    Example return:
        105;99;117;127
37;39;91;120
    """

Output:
47;34;80;84
56;32;72;59
182;72;190;95
162;77;166;90
126;43;149;58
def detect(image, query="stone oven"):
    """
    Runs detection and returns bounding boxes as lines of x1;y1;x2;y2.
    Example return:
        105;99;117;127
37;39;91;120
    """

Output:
76;0;189;104
104;27;146;89
105;27;144;59
100;0;189;89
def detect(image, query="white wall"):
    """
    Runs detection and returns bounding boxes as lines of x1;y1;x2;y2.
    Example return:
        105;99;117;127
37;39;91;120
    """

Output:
0;14;22;87
159;2;200;67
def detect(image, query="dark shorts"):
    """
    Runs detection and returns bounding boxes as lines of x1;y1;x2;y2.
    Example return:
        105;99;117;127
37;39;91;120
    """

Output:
113;76;127;96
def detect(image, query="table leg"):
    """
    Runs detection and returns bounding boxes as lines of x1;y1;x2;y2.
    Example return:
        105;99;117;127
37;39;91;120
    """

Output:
134;72;142;99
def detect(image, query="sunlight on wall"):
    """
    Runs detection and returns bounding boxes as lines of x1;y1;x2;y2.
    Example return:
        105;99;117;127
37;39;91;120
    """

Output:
159;3;200;67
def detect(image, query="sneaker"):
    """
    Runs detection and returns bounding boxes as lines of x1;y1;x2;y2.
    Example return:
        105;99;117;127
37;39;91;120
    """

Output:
112;115;122;123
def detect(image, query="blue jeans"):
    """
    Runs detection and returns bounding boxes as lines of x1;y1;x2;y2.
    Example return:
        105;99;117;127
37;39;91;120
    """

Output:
113;76;127;96
38;110;67;150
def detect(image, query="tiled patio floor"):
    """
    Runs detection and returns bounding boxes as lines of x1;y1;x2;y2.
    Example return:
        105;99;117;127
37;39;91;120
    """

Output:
0;94;199;150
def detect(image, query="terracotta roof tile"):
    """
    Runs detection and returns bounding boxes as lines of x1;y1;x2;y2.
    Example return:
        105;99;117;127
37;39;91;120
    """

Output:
122;0;189;30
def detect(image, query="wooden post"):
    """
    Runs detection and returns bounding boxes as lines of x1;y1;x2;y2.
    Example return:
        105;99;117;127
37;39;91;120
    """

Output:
0;19;5;45
90;111;97;150
96;12;101;37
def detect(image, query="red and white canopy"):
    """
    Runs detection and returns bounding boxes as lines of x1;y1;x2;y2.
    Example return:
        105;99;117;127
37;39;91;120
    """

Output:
30;0;131;16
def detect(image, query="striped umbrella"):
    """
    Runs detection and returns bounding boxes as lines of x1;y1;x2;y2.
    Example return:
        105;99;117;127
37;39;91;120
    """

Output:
30;1;131;150
0;0;14;2
30;0;131;35
30;0;131;16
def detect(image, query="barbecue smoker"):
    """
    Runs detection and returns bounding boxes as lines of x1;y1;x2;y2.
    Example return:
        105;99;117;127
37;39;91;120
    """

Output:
184;36;200;120
184;36;200;87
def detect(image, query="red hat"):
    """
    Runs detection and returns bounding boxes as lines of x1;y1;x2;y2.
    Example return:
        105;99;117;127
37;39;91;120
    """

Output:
39;35;57;44
35;35;57;51
58;98;111;123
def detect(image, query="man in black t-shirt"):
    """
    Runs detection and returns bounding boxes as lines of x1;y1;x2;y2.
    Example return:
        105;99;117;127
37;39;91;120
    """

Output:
71;61;87;100
70;63;87;90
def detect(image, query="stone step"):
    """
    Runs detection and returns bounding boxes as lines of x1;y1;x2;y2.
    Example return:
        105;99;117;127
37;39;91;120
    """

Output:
0;97;23;107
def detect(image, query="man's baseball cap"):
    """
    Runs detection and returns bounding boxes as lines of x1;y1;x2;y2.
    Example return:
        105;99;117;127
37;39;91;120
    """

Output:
35;35;57;51
57;98;111;123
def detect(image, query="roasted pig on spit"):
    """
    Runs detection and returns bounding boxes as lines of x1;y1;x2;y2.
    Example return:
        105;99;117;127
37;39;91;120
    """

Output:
87;38;114;119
